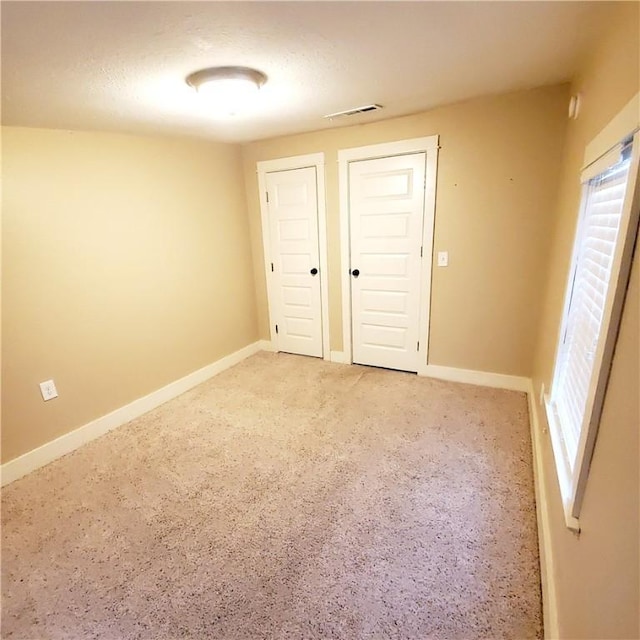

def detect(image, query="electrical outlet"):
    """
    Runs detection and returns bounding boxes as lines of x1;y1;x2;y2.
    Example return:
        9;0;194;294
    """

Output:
437;251;449;267
39;379;58;401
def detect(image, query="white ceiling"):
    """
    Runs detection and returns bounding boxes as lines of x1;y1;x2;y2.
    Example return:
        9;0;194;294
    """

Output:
1;1;611;143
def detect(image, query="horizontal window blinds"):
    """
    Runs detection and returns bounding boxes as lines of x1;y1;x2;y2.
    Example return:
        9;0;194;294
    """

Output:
553;151;632;468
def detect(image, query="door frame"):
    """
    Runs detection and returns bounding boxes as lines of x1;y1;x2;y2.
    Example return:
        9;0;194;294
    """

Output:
338;136;439;372
257;153;330;360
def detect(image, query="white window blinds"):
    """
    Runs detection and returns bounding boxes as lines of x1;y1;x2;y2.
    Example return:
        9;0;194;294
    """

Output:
545;130;640;531
546;102;639;531
552;151;632;468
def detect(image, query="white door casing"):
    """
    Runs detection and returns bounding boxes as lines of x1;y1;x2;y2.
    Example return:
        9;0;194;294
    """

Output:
349;153;427;372
257;154;329;359
338;137;439;373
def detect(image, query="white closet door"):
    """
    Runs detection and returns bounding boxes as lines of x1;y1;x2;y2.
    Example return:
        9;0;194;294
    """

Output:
349;153;426;372
267;167;323;358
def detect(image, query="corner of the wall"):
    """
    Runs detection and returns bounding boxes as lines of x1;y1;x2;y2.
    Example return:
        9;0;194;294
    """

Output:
257;339;276;352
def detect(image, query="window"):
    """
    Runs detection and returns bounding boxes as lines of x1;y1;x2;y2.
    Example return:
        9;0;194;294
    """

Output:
546;128;639;532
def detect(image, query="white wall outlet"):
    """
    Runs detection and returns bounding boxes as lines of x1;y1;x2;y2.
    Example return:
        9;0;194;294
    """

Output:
437;251;449;267
39;379;58;401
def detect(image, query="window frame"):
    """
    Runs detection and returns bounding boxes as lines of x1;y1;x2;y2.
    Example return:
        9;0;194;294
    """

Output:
545;126;640;532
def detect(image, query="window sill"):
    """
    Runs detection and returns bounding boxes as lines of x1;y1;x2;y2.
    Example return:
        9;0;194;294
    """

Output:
544;395;581;532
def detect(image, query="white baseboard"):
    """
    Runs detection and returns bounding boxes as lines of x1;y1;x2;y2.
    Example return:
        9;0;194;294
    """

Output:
257;339;276;352
1;341;265;487
527;381;559;640
330;350;348;364
420;363;530;392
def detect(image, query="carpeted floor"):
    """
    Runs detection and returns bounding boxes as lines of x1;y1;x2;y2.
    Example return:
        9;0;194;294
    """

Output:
2;352;542;639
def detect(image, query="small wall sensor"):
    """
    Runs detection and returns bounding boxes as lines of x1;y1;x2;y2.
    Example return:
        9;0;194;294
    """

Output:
568;94;582;120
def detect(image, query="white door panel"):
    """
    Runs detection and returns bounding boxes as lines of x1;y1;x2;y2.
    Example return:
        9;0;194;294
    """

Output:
349;153;427;372
267;167;323;358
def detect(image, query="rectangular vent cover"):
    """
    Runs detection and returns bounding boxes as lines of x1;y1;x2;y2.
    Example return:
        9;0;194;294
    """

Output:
323;104;383;120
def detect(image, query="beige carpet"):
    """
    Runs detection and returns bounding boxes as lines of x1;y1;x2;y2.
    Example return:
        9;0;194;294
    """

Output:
2;352;542;639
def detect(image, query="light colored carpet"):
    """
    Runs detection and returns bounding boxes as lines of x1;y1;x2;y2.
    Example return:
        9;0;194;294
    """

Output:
2;352;542;639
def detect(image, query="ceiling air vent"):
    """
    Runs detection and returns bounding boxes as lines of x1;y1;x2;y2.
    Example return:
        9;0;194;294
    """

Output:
323;104;383;120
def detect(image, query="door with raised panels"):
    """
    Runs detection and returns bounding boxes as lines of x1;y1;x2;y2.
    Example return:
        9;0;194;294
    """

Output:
349;153;427;372
266;167;323;358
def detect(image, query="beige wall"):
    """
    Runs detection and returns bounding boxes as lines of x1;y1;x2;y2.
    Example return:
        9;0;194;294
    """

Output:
242;84;569;376
532;3;639;638
2;127;258;463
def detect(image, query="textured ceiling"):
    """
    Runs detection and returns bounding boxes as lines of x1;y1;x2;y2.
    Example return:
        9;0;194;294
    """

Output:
1;1;611;143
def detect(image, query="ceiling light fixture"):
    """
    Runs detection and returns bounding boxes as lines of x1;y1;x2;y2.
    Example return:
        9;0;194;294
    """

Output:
186;66;268;117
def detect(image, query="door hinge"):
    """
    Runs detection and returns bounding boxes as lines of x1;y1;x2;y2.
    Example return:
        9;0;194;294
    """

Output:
271;262;274;272
275;324;279;334
420;246;423;258
417;341;420;351
266;191;269;203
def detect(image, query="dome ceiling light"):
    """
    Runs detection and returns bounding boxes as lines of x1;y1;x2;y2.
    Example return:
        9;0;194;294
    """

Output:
186;66;268;117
